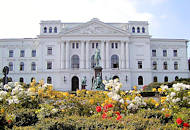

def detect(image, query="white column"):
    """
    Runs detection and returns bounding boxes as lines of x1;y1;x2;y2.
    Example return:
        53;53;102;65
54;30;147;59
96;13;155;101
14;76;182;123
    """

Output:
80;41;85;69
60;42;63;69
101;40;105;68
65;41;70;69
125;42;129;69
63;42;66;69
86;41;89;69
106;41;110;69
120;41;125;69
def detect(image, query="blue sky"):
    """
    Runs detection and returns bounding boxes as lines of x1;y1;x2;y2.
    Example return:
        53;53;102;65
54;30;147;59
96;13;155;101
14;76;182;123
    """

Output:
0;0;189;56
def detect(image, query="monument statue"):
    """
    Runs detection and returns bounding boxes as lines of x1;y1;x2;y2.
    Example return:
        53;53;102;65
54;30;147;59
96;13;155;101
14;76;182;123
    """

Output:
92;74;105;90
81;76;87;89
94;49;101;67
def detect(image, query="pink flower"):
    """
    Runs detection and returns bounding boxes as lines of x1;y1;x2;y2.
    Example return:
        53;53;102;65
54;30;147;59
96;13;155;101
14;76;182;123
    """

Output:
176;118;183;125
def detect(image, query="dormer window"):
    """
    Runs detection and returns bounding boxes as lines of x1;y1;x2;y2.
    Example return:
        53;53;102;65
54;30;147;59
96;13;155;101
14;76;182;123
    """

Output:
54;27;57;33
49;27;52;33
137;27;140;33
142;27;145;33
44;27;47;33
132;27;135;33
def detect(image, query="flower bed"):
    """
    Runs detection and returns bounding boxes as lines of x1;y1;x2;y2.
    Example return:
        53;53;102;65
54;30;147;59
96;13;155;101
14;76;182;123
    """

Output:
0;79;189;129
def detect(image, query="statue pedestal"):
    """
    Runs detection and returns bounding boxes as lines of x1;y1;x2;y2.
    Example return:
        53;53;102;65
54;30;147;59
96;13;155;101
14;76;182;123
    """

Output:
94;66;102;79
81;85;86;89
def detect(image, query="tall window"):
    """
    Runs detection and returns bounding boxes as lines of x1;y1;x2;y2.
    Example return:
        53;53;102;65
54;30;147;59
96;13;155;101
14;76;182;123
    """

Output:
9;62;13;71
142;27;145;33
76;43;79;48
20;50;25;57
152;61;157;70
138;76;143;85
115;43;118;48
72;43;75;48
31;62;36;71
92;43;94;48
54;27;57;33
163;61;168;70
71;55;80;68
47;47;52;55
112;43;114;48
32;50;36;57
164;76;168;82
137;27;140;33
163;50;167;57
49;27;52;33
20;62;24;71
111;55;119;68
173;50;177;57
152;50;156;57
174;61;178;70
153;76;157;82
47;61;52;70
47;77;52;84
138;61;142;69
43;27;47;33
91;55;95;68
9;50;14;57
132;27;135;33
96;43;98;48
19;77;24;83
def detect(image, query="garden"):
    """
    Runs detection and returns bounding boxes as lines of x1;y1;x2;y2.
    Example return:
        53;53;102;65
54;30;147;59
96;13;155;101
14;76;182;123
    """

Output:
0;78;189;130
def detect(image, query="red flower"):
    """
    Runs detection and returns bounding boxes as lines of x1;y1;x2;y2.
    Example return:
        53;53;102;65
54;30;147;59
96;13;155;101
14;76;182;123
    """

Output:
108;104;113;108
8;120;12;124
116;115;122;120
115;111;120;116
183;123;189;127
96;106;101;112
103;105;108;112
165;114;170;118
102;113;107;119
176;118;183;125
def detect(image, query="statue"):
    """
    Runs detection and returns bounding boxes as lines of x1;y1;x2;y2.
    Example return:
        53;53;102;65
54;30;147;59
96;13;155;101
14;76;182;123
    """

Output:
2;66;9;85
81;76;87;89
92;74;105;90
94;49;101;67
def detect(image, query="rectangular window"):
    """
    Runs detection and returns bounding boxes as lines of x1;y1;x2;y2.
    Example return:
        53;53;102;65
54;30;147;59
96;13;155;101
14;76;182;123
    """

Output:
138;61;142;69
115;43;118;48
163;50;167;57
112;43;114;48
9;50;14;57
32;50;36;57
20;50;25;57
173;50;177;57
92;43;94;48
96;43;98;48
152;50;156;57
47;61;52;69
47;47;52;55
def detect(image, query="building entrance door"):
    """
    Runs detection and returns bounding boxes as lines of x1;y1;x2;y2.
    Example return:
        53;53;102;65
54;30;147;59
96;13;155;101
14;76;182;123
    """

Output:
71;76;79;91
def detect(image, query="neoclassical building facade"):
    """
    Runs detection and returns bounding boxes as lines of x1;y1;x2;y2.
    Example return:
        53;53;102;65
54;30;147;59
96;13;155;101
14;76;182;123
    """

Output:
0;18;189;91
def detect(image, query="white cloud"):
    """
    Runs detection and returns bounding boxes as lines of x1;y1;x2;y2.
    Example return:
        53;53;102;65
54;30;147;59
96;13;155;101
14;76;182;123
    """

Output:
0;0;153;38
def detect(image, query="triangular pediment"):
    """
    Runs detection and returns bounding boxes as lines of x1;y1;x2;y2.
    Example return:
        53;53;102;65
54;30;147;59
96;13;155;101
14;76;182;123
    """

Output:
63;19;128;35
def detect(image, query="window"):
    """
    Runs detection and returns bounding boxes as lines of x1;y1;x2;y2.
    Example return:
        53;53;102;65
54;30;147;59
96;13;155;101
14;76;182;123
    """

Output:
31;77;35;82
47;47;52;55
9;50;14;57
174;61;178;70
115;43;118;48
175;76;179;81
138;61;142;69
138;76;143;85
32;50;36;57
137;27;140;33
163;50;167;57
132;27;135;33
71;55;80;68
112;43;114;48
96;43;98;48
92;43;94;48
72;43;75;48
31;62;36;71
76;43;79;48
20;50;25;57
152;61;157;70
164;76;168;82
44;27;47;33
153;76;157;82
54;27;57;33
91;55;95;68
47;61;52;69
20;62;24;71
173;50;177;57
9;62;13;71
49;27;52;33
111;55;119;68
142;27;145;33
152;50;156;57
47;77;52;84
19;77;24;83
163;61;167;70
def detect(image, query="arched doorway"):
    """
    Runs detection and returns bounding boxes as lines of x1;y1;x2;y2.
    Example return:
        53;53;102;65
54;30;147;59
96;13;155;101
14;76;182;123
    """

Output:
72;76;79;91
113;75;119;80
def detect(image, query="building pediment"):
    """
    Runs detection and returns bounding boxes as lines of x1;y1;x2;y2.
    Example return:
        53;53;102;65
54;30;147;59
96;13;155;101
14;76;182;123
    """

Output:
63;19;129;36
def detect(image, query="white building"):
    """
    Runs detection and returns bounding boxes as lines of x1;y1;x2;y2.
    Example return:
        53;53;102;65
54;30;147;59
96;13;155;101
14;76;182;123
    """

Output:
0;18;189;91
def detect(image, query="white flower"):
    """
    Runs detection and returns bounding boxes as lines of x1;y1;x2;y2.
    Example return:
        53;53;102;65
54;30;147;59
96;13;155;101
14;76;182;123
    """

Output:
0;97;3;101
161;85;168;90
4;84;11;90
176;98;180;102
170;92;176;97
119;99;124;104
51;108;58;114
